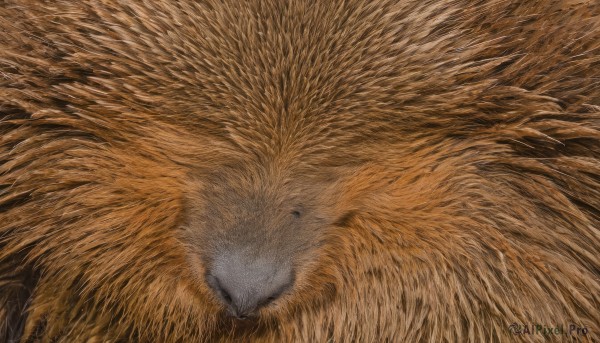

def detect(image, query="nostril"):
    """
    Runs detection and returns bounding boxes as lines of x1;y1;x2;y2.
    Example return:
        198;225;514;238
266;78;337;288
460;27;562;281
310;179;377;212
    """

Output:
260;296;276;307
206;274;234;305
220;288;232;304
257;284;288;308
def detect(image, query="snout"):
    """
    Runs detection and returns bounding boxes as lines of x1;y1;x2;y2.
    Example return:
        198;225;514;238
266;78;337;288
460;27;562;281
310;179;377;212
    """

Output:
206;251;294;319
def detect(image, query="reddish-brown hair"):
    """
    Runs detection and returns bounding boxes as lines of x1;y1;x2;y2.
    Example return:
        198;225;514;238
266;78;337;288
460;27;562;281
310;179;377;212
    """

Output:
1;1;599;341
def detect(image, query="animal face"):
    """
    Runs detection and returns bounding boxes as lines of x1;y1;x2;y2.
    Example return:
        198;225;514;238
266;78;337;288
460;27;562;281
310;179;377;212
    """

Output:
1;1;599;342
182;167;340;319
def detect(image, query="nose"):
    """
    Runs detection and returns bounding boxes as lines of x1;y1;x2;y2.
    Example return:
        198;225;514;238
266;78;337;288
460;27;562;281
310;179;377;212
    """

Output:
206;252;294;319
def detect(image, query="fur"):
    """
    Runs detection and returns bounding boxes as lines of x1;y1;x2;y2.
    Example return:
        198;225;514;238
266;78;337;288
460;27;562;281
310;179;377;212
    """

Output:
1;0;599;342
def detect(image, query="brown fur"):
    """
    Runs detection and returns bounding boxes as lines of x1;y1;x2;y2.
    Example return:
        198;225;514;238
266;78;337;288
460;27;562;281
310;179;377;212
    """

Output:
1;0;600;342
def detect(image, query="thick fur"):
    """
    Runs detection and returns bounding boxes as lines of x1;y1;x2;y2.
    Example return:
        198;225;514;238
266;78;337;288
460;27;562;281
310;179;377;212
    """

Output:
1;0;600;342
